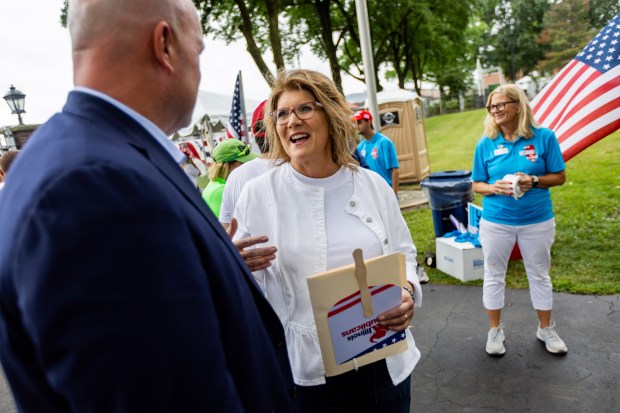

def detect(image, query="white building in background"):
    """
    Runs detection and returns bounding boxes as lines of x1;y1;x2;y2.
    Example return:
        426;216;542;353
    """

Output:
475;60;547;101
474;61;508;99
516;76;537;100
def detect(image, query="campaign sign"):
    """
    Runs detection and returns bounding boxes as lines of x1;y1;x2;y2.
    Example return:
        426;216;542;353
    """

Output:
328;284;405;364
307;252;408;377
468;202;483;234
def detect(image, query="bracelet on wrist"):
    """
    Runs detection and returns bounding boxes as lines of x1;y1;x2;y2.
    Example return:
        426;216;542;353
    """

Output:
403;285;416;305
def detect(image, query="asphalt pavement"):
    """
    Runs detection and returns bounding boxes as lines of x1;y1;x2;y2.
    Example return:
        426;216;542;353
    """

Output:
1;283;618;413
410;284;620;412
0;367;13;413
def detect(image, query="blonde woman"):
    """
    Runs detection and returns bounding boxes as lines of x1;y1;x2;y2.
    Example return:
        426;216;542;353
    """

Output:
234;69;422;412
472;84;567;356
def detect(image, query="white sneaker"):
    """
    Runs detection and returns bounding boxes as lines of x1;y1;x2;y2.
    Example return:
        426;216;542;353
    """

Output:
537;323;568;354
416;263;429;284
486;324;506;355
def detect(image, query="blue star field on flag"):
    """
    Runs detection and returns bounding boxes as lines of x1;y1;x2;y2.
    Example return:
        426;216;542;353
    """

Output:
575;13;620;73
343;331;407;363
226;74;245;142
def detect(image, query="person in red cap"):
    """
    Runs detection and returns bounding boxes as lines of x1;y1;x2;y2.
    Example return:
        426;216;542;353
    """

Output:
220;100;275;229
219;100;279;272
251;99;270;153
354;110;429;284
354;109;400;196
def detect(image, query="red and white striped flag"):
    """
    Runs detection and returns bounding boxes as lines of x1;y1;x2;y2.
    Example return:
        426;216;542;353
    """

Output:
531;13;620;162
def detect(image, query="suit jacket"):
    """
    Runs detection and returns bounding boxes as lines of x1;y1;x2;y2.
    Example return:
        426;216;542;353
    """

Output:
0;92;297;412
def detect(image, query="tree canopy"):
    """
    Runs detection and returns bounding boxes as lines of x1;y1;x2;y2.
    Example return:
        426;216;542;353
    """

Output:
537;0;619;74
479;0;550;81
536;0;598;74
59;0;619;97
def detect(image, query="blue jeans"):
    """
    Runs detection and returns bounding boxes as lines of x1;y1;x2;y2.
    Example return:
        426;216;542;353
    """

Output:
295;359;411;413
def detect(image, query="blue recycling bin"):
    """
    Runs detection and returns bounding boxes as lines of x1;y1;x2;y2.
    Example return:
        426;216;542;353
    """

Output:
421;170;474;237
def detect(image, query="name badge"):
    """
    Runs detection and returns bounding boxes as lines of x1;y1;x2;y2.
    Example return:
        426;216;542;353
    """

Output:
494;147;509;156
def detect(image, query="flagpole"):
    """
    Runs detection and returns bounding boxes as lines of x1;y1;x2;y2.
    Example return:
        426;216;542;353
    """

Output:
237;70;249;144
355;0;379;131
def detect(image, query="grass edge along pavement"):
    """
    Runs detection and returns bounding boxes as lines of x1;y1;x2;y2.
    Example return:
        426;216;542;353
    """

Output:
402;108;620;295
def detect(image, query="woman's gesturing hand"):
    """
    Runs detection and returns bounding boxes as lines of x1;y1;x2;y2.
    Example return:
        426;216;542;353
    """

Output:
226;218;277;272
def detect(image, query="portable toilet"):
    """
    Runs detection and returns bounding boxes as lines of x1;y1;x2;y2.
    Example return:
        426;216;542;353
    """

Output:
367;89;430;183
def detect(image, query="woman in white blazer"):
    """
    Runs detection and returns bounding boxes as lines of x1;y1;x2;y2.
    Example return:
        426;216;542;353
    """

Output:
234;69;423;413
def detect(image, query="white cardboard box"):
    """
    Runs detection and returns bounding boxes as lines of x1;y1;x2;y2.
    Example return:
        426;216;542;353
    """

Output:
436;237;484;282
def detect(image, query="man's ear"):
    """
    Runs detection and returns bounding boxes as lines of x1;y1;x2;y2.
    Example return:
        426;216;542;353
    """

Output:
153;21;174;74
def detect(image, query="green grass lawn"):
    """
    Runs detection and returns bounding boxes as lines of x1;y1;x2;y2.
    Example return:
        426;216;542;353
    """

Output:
404;108;620;295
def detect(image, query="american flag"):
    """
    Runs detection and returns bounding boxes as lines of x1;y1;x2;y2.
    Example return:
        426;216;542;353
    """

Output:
344;331;407;363
327;284;405;364
226;73;246;143
531;13;620;162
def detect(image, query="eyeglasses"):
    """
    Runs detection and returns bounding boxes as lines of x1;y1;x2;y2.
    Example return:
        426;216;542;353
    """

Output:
270;102;324;125
487;100;518;113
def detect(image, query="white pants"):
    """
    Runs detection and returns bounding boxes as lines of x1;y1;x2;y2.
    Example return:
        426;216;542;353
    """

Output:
479;218;556;311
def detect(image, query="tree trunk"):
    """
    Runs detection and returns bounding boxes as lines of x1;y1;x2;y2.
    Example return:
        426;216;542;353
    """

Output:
405;51;421;95
314;0;343;93
232;0;274;85
265;0;285;71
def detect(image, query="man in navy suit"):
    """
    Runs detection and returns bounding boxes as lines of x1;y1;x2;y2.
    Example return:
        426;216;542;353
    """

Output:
0;0;297;412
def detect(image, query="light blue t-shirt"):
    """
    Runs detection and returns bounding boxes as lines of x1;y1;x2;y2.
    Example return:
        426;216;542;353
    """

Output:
472;127;565;226
357;132;399;186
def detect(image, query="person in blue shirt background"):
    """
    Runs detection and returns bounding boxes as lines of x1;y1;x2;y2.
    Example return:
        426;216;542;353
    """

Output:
472;84;567;356
355;110;400;197
354;110;429;284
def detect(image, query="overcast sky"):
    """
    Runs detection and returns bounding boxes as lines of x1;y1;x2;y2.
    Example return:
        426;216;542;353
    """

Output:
0;0;374;127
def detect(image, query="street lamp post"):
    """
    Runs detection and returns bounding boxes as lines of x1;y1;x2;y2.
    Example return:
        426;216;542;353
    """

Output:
3;85;26;125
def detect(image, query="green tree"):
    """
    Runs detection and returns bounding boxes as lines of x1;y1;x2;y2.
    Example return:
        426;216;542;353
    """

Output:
198;0;352;91
537;0;597;74
374;1;429;93
480;0;550;81
197;0;293;85
60;0;481;97
588;0;620;27
61;0;68;27
288;0;351;92
425;1;480;97
60;0;293;86
379;0;478;96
